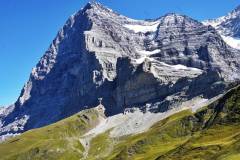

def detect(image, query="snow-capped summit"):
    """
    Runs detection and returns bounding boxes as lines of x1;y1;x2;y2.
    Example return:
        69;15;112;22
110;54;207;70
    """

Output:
1;2;240;139
203;5;240;49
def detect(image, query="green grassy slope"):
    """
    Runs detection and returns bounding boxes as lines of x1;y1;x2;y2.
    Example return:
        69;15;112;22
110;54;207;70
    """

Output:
0;108;103;160
102;86;240;160
1;86;240;160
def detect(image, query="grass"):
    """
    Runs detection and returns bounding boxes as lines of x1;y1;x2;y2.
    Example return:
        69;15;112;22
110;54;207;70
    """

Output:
99;86;240;160
0;108;102;160
105;110;194;160
87;131;114;160
1;86;240;159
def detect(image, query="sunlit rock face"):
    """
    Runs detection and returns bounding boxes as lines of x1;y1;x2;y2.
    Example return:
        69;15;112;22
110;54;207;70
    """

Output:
204;5;240;38
1;2;240;138
203;5;240;49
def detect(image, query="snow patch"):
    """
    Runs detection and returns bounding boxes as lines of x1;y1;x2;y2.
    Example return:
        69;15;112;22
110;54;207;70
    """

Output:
134;56;155;64
133;49;161;64
137;49;161;55
159;62;202;71
221;35;240;49
203;16;226;27
124;22;160;33
133;57;202;73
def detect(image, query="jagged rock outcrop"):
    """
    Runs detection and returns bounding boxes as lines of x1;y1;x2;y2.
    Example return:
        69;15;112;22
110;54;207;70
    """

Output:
1;2;240;137
203;5;240;49
204;5;240;37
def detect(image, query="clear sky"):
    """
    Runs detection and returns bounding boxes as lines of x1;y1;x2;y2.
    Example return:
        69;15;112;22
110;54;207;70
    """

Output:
1;0;240;107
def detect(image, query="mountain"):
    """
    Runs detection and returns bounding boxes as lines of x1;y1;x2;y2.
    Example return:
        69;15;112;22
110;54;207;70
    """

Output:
203;5;240;49
1;2;240;140
1;84;240;160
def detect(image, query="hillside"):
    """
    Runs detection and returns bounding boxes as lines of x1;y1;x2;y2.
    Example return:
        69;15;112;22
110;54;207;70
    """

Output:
0;106;105;160
1;85;240;160
108;85;240;160
1;2;240;138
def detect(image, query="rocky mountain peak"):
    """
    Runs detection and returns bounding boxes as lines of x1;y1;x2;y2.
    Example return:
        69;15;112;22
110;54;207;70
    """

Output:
83;1;109;12
159;13;202;27
232;4;240;14
203;5;240;36
203;5;240;49
1;2;240;140
82;1;123;20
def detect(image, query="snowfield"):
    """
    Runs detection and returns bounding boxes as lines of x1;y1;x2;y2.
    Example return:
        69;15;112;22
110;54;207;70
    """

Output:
124;21;160;33
158;61;202;71
221;35;240;50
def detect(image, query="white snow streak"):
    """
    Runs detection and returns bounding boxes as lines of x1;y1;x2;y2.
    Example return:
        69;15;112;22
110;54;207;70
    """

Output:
221;35;240;49
137;49;161;55
159;62;202;71
124;22;160;33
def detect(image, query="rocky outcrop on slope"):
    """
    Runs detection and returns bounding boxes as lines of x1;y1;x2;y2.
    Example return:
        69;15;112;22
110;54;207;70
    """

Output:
0;2;240;137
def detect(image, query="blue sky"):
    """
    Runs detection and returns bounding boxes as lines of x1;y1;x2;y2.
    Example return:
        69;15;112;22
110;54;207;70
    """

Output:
0;0;240;107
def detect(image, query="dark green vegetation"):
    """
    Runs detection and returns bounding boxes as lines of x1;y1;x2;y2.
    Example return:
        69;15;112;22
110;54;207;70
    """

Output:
104;86;240;160
1;86;240;160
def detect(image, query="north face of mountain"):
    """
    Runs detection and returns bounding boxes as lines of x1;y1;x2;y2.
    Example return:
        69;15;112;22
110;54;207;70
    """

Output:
0;2;240;138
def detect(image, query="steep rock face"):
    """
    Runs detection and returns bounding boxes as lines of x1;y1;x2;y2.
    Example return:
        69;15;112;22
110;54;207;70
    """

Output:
151;14;239;80
203;5;240;49
0;2;240;137
204;6;240;37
